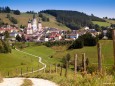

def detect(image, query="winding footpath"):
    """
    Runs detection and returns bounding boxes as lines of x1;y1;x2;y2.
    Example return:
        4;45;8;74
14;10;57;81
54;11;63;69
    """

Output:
0;48;58;86
15;48;46;76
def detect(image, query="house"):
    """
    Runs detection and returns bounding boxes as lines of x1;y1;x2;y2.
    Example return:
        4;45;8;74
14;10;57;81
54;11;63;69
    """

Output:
49;32;62;41
0;34;4;40
10;32;19;37
84;26;89;30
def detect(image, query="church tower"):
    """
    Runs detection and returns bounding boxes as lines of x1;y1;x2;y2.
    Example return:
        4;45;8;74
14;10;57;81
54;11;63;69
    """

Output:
32;14;37;32
27;20;33;34
38;18;42;31
28;19;32;28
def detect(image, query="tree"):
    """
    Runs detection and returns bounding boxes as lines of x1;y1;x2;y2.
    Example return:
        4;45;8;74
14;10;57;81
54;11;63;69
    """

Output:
5;6;11;13
13;10;21;15
21;34;26;42
62;53;71;68
6;14;10;18
4;31;9;39
68;38;84;49
9;17;18;24
16;34;22;42
106;29;113;39
0;39;11;53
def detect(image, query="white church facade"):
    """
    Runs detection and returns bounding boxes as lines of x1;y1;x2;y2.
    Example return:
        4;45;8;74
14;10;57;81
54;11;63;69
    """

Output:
26;16;42;35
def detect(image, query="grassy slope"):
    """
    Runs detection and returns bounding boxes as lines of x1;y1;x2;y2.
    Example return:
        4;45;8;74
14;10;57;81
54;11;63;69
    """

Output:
22;45;59;64
0;13;70;30
0;40;113;76
105;19;115;24
92;21;111;27
0;45;56;77
53;40;114;66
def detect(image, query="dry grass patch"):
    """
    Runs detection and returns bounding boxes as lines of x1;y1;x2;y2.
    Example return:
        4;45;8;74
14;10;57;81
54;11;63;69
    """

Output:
21;79;33;86
0;73;3;83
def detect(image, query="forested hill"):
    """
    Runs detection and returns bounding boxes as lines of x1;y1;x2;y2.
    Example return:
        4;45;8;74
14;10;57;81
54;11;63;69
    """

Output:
40;10;105;30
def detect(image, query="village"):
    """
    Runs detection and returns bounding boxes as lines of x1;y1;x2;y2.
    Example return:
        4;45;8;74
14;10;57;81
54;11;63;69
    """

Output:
0;15;105;43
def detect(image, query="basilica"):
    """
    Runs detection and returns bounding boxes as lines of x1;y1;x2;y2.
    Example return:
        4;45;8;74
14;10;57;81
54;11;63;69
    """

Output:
26;15;42;34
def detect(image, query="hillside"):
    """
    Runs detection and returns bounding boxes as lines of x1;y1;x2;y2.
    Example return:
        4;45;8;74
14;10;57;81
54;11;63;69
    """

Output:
40;10;105;30
92;21;111;27
0;45;56;77
0;13;70;30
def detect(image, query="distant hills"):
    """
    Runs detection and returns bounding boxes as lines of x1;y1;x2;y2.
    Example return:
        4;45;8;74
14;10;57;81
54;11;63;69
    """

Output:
0;6;115;30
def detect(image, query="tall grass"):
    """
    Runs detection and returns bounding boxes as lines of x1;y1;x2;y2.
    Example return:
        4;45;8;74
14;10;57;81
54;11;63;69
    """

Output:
0;73;3;83
21;79;33;86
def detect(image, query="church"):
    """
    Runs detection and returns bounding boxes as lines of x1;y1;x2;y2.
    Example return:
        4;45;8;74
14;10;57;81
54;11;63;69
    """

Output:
26;15;42;34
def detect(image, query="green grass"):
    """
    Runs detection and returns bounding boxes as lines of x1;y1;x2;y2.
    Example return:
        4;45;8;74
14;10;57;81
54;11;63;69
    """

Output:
52;40;114;67
0;45;57;77
92;21;111;27
22;45;60;65
0;13;70;30
105;19;115;24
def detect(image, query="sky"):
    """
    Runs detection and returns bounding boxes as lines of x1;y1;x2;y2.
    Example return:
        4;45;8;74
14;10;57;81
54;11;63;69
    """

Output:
0;0;115;18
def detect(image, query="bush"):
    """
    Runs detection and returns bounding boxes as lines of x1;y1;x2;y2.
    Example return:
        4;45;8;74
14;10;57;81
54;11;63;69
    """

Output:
0;40;11;53
13;10;21;15
68;39;84;49
9;17;18;24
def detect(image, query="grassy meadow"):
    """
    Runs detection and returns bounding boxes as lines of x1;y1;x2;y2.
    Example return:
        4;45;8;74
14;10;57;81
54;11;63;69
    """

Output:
0;45;57;77
92;21;111;27
52;40;114;67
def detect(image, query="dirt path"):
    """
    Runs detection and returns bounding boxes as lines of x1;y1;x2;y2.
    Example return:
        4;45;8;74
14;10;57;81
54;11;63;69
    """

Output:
0;78;58;86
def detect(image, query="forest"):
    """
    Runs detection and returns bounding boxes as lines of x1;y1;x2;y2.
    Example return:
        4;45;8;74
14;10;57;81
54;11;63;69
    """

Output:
40;10;106;30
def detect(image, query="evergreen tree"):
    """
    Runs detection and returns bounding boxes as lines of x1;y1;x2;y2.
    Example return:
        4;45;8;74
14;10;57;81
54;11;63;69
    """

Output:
4;31;9;39
13;10;21;15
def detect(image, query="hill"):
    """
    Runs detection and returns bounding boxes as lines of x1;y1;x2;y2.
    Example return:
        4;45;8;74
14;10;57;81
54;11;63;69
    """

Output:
40;10;105;30
0;13;70;30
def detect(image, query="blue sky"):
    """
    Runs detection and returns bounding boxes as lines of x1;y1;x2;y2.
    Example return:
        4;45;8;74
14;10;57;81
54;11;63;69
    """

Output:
0;0;114;18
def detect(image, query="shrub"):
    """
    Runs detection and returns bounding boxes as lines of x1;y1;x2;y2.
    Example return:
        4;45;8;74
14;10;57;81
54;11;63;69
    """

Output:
68;38;84;49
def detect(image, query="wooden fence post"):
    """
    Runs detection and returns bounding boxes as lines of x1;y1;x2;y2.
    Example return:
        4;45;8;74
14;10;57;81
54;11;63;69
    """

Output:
65;61;68;78
60;64;62;76
27;67;28;73
49;64;51;74
97;43;102;73
7;71;9;77
55;64;57;73
32;67;33;73
43;68;45;73
21;68;22;76
112;30;115;66
82;53;86;72
74;54;77;75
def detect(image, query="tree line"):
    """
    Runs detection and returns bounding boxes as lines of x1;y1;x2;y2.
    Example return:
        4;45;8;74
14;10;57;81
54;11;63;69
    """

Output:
6;14;18;24
0;6;21;15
